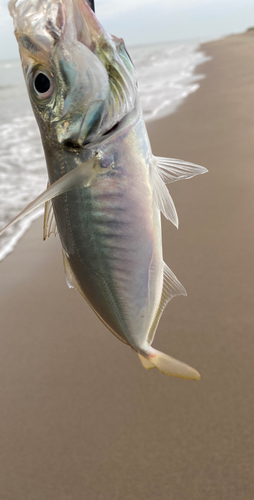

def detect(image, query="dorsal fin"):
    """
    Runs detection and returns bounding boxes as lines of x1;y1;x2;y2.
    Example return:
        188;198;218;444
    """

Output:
150;156;207;227
155;156;208;184
147;262;187;345
150;158;178;227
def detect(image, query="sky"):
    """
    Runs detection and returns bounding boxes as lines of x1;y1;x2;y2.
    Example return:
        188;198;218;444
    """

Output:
0;0;254;60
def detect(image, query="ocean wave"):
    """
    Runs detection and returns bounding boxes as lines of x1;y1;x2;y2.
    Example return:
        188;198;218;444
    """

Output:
0;40;209;262
129;41;209;121
0;114;47;261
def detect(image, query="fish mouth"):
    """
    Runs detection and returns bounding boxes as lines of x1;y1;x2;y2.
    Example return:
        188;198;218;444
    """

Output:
9;0;137;143
8;0;95;53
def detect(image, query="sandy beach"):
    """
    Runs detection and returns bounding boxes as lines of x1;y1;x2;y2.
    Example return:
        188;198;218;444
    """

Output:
1;32;254;499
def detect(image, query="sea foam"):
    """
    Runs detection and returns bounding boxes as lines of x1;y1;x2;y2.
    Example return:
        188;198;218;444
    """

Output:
129;40;208;121
0;40;209;261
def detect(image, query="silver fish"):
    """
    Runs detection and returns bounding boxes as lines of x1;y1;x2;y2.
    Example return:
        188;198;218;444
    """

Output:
1;0;207;379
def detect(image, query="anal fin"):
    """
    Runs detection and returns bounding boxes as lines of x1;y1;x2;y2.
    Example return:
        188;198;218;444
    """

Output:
62;251;84;295
62;251;129;346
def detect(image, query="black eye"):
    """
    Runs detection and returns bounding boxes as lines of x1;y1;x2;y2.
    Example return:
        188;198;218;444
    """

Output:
34;72;50;93
32;70;54;99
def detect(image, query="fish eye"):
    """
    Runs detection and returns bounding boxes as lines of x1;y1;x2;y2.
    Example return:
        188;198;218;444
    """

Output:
33;70;54;99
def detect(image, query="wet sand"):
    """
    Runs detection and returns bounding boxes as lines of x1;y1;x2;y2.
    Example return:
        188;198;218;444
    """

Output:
1;33;254;499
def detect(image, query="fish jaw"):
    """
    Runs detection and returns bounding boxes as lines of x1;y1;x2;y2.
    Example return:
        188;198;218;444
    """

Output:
8;0;137;145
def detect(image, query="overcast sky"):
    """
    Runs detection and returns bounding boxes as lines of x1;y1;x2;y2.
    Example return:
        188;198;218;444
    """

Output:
1;0;254;60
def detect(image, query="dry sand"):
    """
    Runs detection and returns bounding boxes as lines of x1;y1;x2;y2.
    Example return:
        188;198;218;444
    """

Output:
1;33;254;499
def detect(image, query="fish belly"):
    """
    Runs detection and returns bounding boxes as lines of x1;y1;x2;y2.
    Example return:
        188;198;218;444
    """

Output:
52;161;163;348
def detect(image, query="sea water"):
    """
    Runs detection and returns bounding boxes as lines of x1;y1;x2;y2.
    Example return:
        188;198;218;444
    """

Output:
0;40;209;261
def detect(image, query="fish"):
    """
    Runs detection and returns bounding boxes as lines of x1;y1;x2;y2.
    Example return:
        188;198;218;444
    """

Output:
1;0;207;379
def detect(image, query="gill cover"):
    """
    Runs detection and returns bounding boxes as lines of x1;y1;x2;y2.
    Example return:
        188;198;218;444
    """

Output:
8;0;137;144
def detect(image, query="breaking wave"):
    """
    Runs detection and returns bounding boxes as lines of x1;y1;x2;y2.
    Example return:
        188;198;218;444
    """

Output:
0;40;209;261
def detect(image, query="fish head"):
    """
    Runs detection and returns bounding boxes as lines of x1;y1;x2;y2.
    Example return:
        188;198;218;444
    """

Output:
9;0;137;146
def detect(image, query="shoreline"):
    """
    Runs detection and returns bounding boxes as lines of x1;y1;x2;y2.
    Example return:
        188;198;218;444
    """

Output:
0;35;209;265
1;32;254;499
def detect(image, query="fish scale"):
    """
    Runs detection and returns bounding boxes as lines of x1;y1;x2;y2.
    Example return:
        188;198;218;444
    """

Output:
1;0;208;378
55;159;156;346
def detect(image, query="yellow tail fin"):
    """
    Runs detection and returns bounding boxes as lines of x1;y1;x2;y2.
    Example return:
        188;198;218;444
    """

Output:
139;347;200;380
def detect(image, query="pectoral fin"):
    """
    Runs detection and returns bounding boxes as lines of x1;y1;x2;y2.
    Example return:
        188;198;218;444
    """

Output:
43;183;58;240
0;158;96;237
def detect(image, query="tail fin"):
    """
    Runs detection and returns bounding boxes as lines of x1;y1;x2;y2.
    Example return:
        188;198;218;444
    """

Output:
138;347;200;380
